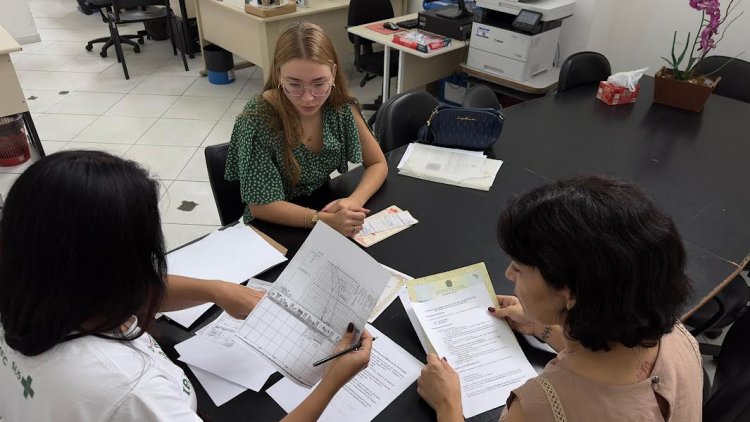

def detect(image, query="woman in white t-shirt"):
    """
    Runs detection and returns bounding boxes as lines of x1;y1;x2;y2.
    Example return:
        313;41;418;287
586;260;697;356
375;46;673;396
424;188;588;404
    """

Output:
0;150;371;422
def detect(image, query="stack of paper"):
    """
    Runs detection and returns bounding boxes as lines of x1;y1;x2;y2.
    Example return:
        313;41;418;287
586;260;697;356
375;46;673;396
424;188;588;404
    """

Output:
397;143;503;191
163;224;287;328
401;263;536;418
354;205;418;247
174;279;278;406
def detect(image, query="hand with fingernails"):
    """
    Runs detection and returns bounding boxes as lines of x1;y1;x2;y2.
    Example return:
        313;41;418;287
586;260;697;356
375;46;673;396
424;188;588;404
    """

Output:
417;353;463;421
487;295;540;336
320;323;373;390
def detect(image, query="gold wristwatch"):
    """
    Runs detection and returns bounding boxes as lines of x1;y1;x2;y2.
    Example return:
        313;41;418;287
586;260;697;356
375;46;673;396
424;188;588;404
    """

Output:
310;211;320;227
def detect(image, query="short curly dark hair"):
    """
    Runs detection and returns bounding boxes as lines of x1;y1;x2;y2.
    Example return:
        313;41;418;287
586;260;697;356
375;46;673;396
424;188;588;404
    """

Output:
497;175;692;351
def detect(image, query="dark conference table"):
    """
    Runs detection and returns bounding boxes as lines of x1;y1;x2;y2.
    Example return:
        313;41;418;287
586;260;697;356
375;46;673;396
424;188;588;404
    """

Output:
156;77;750;421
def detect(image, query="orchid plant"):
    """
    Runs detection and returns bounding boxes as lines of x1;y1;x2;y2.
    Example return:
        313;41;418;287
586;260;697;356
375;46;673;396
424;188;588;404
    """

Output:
662;0;744;80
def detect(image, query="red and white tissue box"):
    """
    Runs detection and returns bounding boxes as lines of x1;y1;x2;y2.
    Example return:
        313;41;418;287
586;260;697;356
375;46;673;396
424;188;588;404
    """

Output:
596;81;640;105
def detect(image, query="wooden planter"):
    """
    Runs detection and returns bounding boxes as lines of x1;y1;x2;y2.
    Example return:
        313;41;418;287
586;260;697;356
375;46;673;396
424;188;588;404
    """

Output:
653;67;719;112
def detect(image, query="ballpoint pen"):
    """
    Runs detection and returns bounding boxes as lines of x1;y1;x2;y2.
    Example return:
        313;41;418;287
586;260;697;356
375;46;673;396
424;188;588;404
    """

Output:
312;337;378;367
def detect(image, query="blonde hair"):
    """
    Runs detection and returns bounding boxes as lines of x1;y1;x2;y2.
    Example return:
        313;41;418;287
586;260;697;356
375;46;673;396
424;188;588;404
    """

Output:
256;22;356;187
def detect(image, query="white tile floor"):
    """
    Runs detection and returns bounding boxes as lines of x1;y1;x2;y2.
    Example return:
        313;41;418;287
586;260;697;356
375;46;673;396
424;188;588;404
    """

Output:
4;0;383;251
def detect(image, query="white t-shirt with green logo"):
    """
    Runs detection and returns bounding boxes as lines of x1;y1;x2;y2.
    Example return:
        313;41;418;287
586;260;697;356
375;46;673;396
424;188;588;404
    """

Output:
0;327;200;421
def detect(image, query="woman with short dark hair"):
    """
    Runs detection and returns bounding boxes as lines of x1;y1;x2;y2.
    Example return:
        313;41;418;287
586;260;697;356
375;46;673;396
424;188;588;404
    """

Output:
0;151;371;421
418;175;702;421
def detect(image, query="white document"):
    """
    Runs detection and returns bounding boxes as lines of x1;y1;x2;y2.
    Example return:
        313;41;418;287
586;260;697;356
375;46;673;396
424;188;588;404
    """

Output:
368;266;413;323
234;223;390;387
399;143;503;191
360;211;418;235
266;325;423;422
397;143;486;169
164;224;286;328
175;310;277;392
406;264;535;417
410;280;536;418
187;364;246;407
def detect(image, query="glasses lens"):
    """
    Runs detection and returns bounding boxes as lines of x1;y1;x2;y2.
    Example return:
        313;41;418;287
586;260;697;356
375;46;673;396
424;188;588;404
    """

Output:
311;83;332;97
283;83;304;96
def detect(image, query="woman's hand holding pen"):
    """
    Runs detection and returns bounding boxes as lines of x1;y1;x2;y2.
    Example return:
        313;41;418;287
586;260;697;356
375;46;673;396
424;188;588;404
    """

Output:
319;324;372;392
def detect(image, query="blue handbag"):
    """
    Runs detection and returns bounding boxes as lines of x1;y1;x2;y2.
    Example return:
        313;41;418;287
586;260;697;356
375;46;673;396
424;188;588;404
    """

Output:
420;105;504;151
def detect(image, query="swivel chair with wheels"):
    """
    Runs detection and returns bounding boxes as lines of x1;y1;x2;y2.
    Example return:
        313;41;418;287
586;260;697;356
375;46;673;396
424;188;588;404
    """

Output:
108;0;189;79
83;0;146;58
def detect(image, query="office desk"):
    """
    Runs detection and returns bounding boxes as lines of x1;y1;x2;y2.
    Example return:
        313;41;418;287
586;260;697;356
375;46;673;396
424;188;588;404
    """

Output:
194;0;406;77
0;25;44;157
155;78;749;421
347;14;468;101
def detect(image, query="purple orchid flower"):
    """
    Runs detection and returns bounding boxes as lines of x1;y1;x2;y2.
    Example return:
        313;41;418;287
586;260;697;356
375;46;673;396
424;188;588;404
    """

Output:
690;0;722;51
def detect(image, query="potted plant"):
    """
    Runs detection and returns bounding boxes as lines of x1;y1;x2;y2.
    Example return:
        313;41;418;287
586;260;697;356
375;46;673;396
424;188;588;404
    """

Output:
654;0;743;112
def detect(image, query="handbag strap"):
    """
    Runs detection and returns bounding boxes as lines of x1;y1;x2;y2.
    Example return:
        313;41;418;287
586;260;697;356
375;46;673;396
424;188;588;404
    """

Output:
534;376;568;422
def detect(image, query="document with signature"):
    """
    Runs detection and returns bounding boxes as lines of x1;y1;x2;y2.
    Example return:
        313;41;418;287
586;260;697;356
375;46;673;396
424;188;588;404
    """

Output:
406;263;536;418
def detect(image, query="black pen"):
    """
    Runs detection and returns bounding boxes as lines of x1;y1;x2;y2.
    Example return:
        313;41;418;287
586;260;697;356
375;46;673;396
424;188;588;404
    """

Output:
312;337;377;367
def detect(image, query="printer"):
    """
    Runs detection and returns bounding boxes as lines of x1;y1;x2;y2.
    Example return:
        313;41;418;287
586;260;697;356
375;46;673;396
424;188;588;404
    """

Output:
466;0;575;82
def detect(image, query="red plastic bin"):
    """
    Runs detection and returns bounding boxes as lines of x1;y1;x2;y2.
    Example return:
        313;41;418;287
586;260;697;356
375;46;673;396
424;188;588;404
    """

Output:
0;115;31;167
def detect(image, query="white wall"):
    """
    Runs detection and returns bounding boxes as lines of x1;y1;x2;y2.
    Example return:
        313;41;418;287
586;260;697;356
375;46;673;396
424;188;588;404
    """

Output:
0;0;40;44
586;0;749;75
557;0;598;65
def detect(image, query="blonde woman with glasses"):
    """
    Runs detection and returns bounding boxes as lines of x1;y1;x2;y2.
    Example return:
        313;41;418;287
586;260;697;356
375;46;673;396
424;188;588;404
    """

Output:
226;23;387;237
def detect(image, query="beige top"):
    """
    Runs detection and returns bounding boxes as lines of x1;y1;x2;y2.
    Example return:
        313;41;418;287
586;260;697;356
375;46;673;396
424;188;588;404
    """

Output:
502;324;703;422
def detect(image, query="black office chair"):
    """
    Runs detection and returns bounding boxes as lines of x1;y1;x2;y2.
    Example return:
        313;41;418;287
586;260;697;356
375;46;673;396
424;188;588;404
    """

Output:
686;275;749;357
692;56;750;103
702;307;750;421
557;51;611;93
462;84;502;109
372;91;439;153
108;0;188;79
205;143;246;226
84;0;146;57
348;0;399;115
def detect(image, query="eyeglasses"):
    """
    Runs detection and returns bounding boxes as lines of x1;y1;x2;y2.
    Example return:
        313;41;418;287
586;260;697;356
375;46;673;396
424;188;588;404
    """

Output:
279;80;335;97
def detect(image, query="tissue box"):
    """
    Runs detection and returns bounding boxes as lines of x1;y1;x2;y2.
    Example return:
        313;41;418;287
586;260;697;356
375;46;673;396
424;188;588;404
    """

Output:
596;81;640;105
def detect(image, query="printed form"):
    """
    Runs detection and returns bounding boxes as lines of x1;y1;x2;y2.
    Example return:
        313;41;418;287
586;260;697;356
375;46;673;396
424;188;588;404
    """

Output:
407;263;536;418
266;324;423;422
234;223;390;387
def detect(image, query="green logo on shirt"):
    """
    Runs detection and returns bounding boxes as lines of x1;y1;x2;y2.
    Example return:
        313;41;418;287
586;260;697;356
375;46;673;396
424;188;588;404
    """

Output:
21;375;33;399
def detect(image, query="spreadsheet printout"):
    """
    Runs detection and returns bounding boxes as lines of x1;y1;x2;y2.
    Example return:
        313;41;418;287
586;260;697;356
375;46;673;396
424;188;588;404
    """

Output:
234;223;390;387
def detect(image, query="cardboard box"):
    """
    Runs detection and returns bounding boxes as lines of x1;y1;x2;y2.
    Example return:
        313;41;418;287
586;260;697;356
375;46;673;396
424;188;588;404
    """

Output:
596;81;640;105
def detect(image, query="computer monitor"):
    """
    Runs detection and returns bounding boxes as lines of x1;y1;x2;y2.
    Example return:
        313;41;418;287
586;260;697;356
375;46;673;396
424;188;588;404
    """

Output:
436;0;474;19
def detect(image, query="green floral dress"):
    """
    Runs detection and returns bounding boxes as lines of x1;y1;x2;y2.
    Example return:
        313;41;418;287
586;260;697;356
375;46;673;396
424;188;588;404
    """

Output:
225;95;363;223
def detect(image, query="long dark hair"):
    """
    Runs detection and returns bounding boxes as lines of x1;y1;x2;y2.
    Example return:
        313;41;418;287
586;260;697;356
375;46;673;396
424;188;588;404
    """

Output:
0;151;167;356
498;175;692;351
